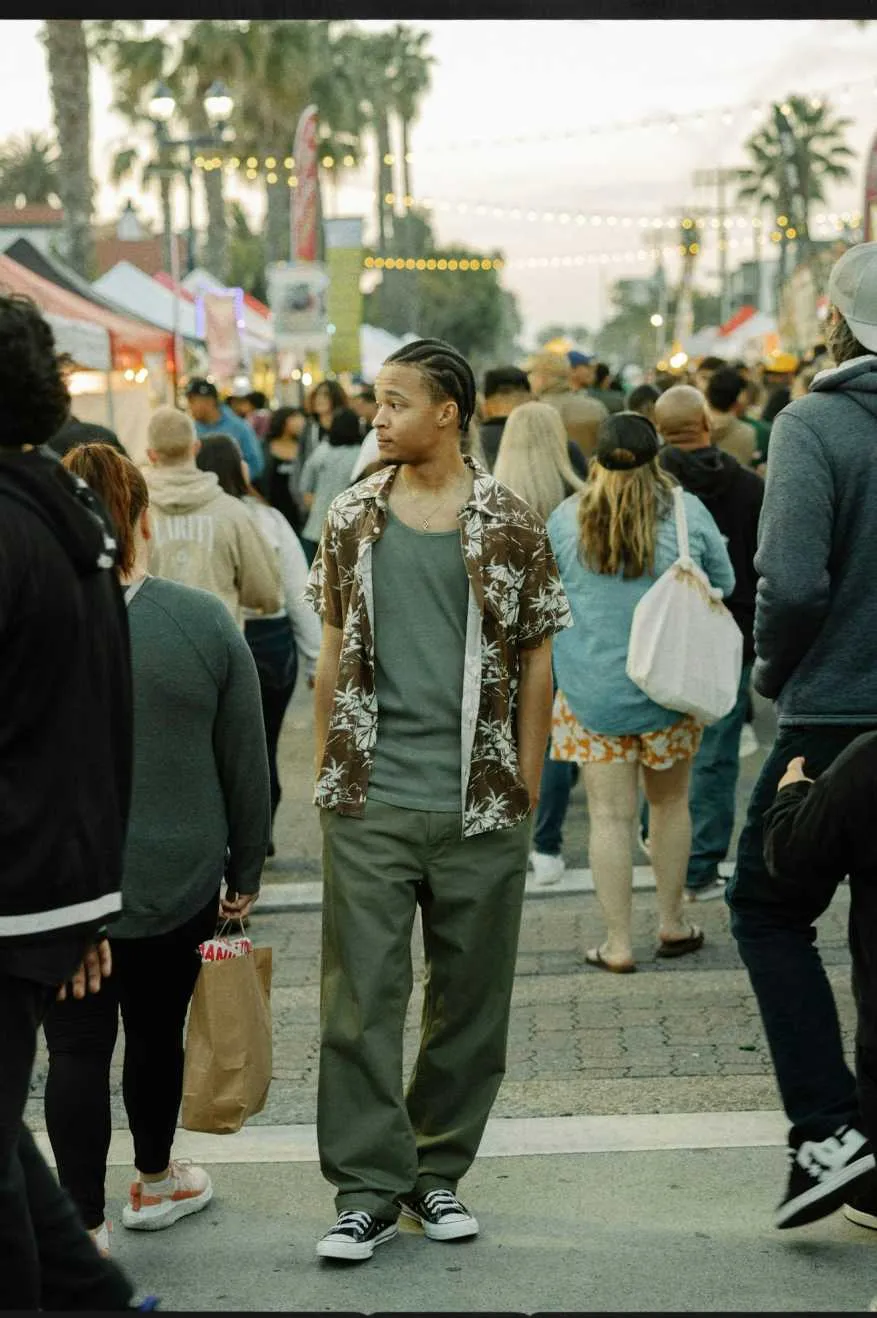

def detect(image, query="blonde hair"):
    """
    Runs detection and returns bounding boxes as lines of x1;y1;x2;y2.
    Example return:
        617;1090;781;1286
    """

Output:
493;401;584;520
147;406;197;461
578;458;676;578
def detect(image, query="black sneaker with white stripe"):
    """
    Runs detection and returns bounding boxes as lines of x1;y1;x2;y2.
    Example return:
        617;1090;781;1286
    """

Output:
316;1210;398;1260
399;1189;479;1241
776;1125;875;1229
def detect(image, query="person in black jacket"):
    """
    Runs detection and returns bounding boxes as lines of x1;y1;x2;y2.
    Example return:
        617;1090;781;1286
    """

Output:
0;295;139;1310
763;738;877;1232
650;384;763;901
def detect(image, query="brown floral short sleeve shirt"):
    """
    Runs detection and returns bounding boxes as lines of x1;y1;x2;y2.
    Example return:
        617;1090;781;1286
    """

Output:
305;456;572;838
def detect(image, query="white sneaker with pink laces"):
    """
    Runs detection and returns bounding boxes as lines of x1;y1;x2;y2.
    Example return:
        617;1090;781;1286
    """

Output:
122;1161;213;1231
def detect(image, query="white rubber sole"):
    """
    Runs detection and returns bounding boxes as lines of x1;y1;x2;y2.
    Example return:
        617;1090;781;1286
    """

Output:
775;1153;875;1229
122;1183;213;1232
316;1221;398;1260
400;1204;479;1241
843;1202;877;1230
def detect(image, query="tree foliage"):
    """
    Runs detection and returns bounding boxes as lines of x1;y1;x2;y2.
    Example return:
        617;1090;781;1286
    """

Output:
0;133;59;205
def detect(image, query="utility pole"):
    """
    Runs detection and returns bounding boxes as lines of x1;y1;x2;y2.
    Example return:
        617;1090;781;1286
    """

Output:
694;167;738;326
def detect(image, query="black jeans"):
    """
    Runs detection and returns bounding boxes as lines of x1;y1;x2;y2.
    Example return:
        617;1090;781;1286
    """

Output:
245;615;299;826
43;894;219;1231
726;723;877;1145
0;970;133;1310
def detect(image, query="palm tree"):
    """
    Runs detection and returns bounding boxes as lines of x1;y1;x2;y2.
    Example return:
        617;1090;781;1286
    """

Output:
387;25;433;208
737;95;855;284
42;21;94;276
227;20;364;267
0;133;59;206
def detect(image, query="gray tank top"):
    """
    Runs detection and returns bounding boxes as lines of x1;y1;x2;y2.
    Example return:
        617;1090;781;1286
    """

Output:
368;509;469;812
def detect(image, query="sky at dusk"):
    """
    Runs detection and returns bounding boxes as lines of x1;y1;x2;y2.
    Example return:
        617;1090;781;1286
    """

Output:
2;18;877;340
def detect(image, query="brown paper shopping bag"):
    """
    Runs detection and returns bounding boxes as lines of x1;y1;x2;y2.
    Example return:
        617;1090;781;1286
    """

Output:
181;942;273;1134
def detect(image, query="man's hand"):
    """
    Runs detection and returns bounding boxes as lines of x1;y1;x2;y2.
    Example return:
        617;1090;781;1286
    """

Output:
778;756;813;792
220;889;258;921
57;939;112;1002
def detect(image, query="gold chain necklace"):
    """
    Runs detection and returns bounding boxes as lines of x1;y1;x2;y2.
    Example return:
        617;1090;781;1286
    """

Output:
400;468;465;531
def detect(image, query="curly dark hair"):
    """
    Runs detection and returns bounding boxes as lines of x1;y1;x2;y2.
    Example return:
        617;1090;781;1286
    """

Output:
0;295;70;447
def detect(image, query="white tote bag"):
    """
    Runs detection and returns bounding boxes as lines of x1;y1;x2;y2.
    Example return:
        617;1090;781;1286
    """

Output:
626;486;743;725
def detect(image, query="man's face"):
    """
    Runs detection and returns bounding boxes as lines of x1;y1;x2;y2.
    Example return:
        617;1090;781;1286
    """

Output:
373;363;456;465
187;394;217;423
570;363;595;389
694;369;713;395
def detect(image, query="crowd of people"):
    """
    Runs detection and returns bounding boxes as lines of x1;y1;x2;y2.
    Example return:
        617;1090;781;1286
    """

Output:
3;239;877;1304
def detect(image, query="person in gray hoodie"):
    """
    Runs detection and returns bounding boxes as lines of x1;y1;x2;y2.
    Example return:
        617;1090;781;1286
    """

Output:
725;241;877;1232
42;441;270;1255
144;406;281;627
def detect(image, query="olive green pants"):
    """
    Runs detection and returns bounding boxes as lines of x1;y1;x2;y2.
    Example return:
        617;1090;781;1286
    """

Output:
318;798;531;1220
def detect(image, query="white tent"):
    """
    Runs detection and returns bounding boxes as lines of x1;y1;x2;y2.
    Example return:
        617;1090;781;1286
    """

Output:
716;311;777;361
93;262;201;344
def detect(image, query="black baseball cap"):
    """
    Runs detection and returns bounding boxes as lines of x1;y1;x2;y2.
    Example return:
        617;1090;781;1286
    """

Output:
185;378;219;400
595;411;660;471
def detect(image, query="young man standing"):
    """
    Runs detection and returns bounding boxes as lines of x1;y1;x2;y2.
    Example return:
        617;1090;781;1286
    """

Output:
307;338;571;1262
727;242;877;1230
186;377;265;479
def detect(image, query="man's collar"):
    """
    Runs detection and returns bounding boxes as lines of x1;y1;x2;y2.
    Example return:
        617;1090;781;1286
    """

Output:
350;453;505;519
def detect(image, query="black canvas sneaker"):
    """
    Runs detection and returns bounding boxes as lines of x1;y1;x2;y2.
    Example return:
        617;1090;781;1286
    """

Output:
776;1125;874;1229
399;1189;479;1241
316;1210;398;1260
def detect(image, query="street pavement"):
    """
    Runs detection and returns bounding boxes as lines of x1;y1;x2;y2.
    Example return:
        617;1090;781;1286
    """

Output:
27;688;877;1310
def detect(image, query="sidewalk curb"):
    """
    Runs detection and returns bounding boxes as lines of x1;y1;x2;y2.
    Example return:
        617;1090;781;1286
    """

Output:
256;861;736;914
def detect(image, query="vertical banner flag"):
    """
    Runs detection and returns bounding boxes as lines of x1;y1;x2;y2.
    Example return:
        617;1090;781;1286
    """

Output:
865;131;877;244
324;217;364;374
202;293;245;381
292;104;320;263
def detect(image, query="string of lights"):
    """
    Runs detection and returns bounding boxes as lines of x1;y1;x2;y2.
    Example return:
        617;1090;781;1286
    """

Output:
365;256;505;272
194;72;877;180
205;157;866;237
406;73;877;155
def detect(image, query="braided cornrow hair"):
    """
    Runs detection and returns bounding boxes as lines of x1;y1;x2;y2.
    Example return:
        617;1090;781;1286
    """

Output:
384;338;477;435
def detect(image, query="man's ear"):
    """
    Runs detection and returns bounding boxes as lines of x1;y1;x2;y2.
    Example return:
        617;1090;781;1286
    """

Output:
146;447;157;465
437;399;458;429
140;507;152;542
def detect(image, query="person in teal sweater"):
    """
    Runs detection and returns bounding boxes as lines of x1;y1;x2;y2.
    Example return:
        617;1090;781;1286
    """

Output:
42;443;270;1257
547;412;734;973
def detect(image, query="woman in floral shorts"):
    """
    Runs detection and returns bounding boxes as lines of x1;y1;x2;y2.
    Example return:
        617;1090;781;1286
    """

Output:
546;413;735;972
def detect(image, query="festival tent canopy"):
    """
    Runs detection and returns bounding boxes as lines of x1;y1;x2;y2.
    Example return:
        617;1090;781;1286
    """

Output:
0;252;171;366
3;237;177;340
93;261;202;345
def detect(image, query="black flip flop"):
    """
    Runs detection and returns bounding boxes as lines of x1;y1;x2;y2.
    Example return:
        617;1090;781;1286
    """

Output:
656;926;704;959
585;947;637;974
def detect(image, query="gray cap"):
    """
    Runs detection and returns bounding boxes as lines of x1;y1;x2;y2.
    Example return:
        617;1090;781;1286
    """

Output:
828;242;877;353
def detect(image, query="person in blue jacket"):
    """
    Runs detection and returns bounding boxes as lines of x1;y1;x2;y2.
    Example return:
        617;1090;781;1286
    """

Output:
185;377;264;479
547;411;734;974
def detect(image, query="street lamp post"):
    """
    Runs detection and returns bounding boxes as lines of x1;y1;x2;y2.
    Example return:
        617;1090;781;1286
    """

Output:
147;79;235;277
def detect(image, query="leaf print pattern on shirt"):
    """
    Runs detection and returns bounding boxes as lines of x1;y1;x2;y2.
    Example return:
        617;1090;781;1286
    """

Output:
307;457;573;838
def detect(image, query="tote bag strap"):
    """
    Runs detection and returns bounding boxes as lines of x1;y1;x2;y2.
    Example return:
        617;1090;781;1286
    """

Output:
671;485;691;563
